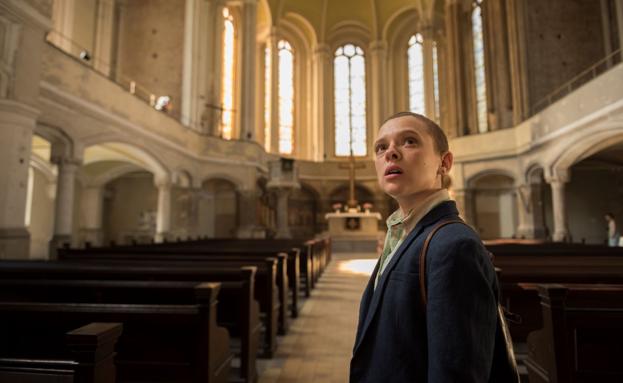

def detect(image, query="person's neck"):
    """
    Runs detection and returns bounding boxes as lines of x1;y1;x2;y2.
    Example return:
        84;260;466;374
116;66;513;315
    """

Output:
397;188;444;217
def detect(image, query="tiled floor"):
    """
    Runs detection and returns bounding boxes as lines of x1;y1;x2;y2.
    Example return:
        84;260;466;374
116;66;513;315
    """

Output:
257;252;378;383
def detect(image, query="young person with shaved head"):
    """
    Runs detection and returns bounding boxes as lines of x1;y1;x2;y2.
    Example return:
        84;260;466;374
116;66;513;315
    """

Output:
350;112;502;382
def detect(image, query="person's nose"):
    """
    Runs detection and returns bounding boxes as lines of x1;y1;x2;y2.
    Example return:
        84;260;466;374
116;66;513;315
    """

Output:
384;142;401;161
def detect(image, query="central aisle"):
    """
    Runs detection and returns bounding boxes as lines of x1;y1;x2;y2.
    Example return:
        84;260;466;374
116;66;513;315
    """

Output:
258;252;378;383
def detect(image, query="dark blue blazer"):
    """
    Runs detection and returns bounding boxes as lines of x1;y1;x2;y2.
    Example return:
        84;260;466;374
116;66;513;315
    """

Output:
350;201;498;383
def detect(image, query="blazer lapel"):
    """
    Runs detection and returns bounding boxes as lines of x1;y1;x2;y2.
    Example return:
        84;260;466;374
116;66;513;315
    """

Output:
354;259;379;343
353;201;459;354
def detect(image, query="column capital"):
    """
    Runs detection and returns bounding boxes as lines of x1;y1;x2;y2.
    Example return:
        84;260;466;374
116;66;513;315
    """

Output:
50;156;82;169
544;169;570;184
154;178;172;189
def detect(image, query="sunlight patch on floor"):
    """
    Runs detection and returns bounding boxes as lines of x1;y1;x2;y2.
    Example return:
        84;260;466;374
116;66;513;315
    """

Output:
338;259;378;276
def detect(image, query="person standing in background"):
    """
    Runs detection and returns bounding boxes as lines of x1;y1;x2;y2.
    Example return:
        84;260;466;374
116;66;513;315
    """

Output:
605;213;620;247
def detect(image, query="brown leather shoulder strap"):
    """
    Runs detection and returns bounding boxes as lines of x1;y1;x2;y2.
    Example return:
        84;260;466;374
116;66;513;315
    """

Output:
419;219;468;307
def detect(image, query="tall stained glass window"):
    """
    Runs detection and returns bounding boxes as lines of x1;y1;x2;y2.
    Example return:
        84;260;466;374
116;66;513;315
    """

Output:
278;40;294;155
407;34;425;115
334;44;366;156
220;7;235;139
432;42;440;122
472;0;488;133
264;45;271;151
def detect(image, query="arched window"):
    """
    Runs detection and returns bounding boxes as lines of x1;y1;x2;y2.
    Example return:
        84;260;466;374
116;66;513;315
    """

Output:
278;40;294;155
432;41;440;122
220;7;235;139
334;44;366;157
407;34;425;115
472;0;487;133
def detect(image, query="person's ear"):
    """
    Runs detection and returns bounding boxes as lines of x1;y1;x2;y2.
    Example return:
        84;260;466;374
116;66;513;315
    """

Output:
440;151;453;173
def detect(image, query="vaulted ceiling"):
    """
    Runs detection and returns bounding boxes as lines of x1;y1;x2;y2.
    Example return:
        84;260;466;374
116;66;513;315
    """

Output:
261;0;443;43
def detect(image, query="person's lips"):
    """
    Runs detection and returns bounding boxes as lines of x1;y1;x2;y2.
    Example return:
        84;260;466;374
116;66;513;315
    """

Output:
384;165;403;178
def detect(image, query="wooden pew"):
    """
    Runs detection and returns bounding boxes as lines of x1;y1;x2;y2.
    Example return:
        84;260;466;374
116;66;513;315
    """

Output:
0;281;231;383
491;250;623;342
525;284;623;383
0;272;260;383
70;240;304;313
0;260;278;359
60;249;293;333
0;322;122;383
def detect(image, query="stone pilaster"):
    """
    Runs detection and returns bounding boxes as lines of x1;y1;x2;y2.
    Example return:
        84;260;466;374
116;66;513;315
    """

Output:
546;173;569;242
155;179;172;242
506;0;529;124
312;43;331;161
80;186;104;246
444;0;469;137
49;157;81;255
369;40;388;132
93;0;115;76
239;0;258;140
420;26;437;120
182;0;222;133
0;101;39;259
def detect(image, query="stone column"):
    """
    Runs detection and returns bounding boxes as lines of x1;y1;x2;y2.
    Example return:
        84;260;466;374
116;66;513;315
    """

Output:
616;1;623;57
155;179;172;242
444;0;469;137
237;189;264;238
238;0;258;140
312;43;331;161
80;186;104;246
515;183;533;239
50;157;80;254
369;40;388;131
506;0;529;124
0;101;39;259
546;174;569;242
273;187;292;239
267;28;280;153
93;0;115;76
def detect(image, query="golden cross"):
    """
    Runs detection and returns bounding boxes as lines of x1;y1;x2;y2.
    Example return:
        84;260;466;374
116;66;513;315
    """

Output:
338;151;366;209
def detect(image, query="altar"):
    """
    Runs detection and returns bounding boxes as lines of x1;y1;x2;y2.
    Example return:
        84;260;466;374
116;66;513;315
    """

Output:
324;151;383;252
325;210;382;237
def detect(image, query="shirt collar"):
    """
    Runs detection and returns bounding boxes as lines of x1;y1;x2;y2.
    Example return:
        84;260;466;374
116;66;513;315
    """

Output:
385;189;451;235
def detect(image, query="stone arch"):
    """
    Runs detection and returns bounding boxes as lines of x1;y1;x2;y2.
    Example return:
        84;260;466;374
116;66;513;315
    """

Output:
34;124;77;162
549;125;623;180
328;182;376;208
82;141;170;184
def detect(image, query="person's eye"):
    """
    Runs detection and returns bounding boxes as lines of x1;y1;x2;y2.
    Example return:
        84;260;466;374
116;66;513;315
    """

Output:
375;144;387;154
404;137;418;145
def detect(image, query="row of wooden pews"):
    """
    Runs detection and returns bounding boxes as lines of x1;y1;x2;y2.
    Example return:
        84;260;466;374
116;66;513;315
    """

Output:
0;236;331;383
486;242;623;382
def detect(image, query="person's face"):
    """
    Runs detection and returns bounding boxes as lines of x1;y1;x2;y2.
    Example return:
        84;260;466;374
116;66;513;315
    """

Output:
374;116;451;203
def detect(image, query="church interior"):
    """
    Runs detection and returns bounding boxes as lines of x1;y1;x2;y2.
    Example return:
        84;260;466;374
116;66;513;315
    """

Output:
0;0;622;382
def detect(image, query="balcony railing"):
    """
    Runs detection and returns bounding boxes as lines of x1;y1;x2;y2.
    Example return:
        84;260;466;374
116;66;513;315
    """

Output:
531;48;622;116
44;29;235;135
